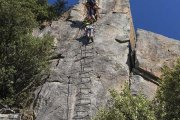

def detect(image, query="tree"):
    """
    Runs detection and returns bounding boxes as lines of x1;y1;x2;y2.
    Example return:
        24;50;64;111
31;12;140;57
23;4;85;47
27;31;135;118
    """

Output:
0;0;53;106
53;0;67;16
155;59;180;120
94;87;156;120
18;0;49;22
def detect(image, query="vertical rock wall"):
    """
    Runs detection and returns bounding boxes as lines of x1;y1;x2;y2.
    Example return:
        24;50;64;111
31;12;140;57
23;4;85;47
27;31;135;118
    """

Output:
33;0;133;120
130;29;180;100
32;0;180;119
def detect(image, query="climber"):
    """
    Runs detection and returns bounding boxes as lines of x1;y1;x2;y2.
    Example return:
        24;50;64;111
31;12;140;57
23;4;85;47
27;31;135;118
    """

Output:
87;0;96;6
83;0;100;22
84;23;94;43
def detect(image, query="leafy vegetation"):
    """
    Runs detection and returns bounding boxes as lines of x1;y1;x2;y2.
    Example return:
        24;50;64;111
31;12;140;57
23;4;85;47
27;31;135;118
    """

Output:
94;59;180;120
155;59;180;120
94;87;156;120
0;0;59;107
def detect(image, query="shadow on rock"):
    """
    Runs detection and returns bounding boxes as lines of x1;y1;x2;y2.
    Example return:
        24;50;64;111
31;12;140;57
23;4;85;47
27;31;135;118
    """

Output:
76;35;92;46
68;20;84;29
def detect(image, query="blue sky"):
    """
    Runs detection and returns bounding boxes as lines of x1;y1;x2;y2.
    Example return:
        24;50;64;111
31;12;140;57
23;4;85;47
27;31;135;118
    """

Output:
130;0;180;40
48;0;78;6
48;0;180;40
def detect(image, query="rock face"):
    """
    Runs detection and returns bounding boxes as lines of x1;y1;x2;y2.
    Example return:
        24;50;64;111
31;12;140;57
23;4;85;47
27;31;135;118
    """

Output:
32;0;180;120
130;29;180;99
33;0;133;120
135;29;180;79
130;75;157;100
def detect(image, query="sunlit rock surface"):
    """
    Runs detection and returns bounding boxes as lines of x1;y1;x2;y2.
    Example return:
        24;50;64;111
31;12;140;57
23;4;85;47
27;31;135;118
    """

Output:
135;29;180;78
33;0;133;120
32;0;180;120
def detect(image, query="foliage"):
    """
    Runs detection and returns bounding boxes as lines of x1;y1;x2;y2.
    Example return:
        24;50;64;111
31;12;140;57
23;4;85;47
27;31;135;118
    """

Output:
94;87;156;120
17;0;54;22
2;0;66;23
53;0;67;16
0;0;53;107
94;59;180;120
155;59;180;120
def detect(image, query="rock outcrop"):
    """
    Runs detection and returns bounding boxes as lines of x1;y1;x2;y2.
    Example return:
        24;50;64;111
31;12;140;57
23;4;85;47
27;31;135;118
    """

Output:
32;0;180;120
33;0;134;120
131;29;180;100
135;29;180;79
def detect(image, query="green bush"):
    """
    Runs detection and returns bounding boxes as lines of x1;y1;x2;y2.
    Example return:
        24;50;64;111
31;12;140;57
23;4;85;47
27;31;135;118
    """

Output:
94;59;180;120
0;0;53;107
155;59;180;120
94;87;156;120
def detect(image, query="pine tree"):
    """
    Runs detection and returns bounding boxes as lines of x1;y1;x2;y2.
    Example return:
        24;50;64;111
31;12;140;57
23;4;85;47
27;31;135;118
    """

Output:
155;59;180;120
0;0;53;106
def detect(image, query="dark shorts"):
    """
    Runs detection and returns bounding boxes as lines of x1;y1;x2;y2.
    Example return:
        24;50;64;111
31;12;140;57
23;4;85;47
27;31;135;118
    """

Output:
87;7;96;16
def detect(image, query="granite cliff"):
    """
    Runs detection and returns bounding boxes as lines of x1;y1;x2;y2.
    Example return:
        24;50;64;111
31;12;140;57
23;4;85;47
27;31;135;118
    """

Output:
31;0;180;120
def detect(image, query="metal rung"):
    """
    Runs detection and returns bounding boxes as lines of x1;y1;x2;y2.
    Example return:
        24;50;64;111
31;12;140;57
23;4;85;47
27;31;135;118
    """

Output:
81;65;92;68
80;78;91;82
82;56;94;59
80;79;91;83
81;50;93;53
76;86;91;90
81;61;93;64
81;62;93;66
75;110;89;113
81;48;93;51
80;76;91;80
74;107;90;113
81;76;91;78
76;51;93;55
80;70;93;74
83;67;93;70
77;88;91;92
76;85;91;89
79;87;91;90
76;89;91;94
74;112;89;117
76;94;91;98
77;97;91;100
76;93;91;97
76;102;91;106
77;81;91;85
77;81;91;86
77;83;91;86
73;114;90;119
84;51;93;53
